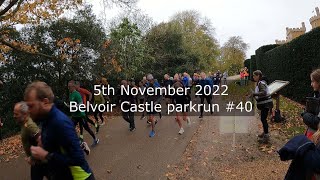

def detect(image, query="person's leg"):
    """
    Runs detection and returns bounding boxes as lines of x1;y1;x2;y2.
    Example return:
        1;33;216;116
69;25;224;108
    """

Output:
75;117;84;140
176;112;182;128
86;114;96;126
122;111;130;123
93;111;99;124
260;108;269;134
206;96;213;114
99;112;104;123
31;164;45;180
140;99;145;119
129;111;135;131
149;114;156;137
200;95;205;117
81;118;97;142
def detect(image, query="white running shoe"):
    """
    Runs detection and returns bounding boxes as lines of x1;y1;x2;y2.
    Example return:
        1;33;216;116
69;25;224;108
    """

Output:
187;117;191;127
178;128;184;135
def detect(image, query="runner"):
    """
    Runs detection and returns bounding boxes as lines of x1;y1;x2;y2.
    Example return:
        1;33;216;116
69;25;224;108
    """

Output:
13;101;48;180
138;81;146;119
145;75;162;124
173;74;191;135
163;74;174;108
198;72;213;118
93;89;105;128
68;80;99;146
24;81;96;180
145;74;161;137
119;80;136;131
75;81;100;133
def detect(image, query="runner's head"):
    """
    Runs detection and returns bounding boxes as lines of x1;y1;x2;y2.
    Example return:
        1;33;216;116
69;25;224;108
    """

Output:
121;80;128;86
68;80;76;93
147;74;154;84
24;81;54;121
174;73;180;81
253;70;262;82
311;69;320;91
13;101;29;125
200;72;206;79
75;81;80;90
164;74;169;80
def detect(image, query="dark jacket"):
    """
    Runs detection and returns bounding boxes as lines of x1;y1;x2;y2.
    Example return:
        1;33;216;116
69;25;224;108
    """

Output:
198;78;213;96
302;91;320;131
41;106;92;180
278;135;315;180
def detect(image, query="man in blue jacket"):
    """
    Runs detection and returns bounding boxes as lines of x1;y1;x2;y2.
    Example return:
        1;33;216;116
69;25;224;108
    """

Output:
24;81;95;180
198;72;213;118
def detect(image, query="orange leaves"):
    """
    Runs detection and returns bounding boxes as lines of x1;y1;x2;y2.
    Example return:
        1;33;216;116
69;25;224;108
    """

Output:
2;0;83;26
56;37;81;61
103;40;111;48
0;135;23;163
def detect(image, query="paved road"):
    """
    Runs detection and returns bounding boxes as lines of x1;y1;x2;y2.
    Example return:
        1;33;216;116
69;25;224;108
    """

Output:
0;75;240;180
0;113;200;180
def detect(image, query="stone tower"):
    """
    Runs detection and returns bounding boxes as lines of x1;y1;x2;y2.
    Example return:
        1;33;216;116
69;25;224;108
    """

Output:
310;7;320;29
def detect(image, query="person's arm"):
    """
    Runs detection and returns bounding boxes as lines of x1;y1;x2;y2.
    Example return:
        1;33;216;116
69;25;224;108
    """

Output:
100;93;105;105
81;88;92;102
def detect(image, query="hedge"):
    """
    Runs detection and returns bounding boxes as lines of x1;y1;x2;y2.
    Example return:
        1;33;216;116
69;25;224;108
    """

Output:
258;27;320;102
255;44;279;73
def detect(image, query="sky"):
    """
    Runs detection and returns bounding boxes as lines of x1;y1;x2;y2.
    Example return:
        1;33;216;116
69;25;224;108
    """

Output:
88;0;320;58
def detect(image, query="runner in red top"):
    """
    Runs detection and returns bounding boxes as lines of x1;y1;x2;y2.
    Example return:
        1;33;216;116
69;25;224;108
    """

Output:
75;81;100;134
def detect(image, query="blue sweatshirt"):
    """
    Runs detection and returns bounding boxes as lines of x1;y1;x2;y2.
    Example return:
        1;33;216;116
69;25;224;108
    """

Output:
41;105;92;180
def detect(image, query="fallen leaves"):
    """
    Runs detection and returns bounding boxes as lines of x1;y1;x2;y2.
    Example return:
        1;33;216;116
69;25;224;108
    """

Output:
0;135;23;163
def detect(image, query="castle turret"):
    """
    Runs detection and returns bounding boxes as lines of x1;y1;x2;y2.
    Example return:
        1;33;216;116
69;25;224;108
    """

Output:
310;7;320;29
285;22;306;42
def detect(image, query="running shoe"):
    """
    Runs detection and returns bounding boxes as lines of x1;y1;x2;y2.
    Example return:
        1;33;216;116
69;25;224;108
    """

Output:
178;128;184;135
147;120;151;124
100;122;105;126
82;142;91;155
130;127;136;132
149;130;155;137
92;138;100;147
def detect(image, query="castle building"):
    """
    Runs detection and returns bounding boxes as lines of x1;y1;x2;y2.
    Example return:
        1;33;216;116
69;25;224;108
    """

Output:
310;7;320;29
275;22;306;44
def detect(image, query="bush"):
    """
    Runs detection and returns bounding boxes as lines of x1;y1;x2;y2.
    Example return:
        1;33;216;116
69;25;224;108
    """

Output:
255;44;279;73
257;27;320;102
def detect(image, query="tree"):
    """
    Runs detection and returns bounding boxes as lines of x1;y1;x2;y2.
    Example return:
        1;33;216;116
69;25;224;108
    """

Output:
0;0;137;61
0;5;107;137
104;18;150;80
221;36;248;75
170;10;219;71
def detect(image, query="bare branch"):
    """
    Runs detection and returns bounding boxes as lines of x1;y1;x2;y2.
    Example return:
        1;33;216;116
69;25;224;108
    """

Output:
0;0;19;17
0;0;24;21
0;0;6;7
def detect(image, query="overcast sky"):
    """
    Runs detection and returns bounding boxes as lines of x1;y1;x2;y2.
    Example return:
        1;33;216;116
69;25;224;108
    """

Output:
88;0;320;58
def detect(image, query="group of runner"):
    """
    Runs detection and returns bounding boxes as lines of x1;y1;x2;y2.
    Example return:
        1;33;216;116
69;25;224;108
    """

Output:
120;71;225;137
12;70;225;180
